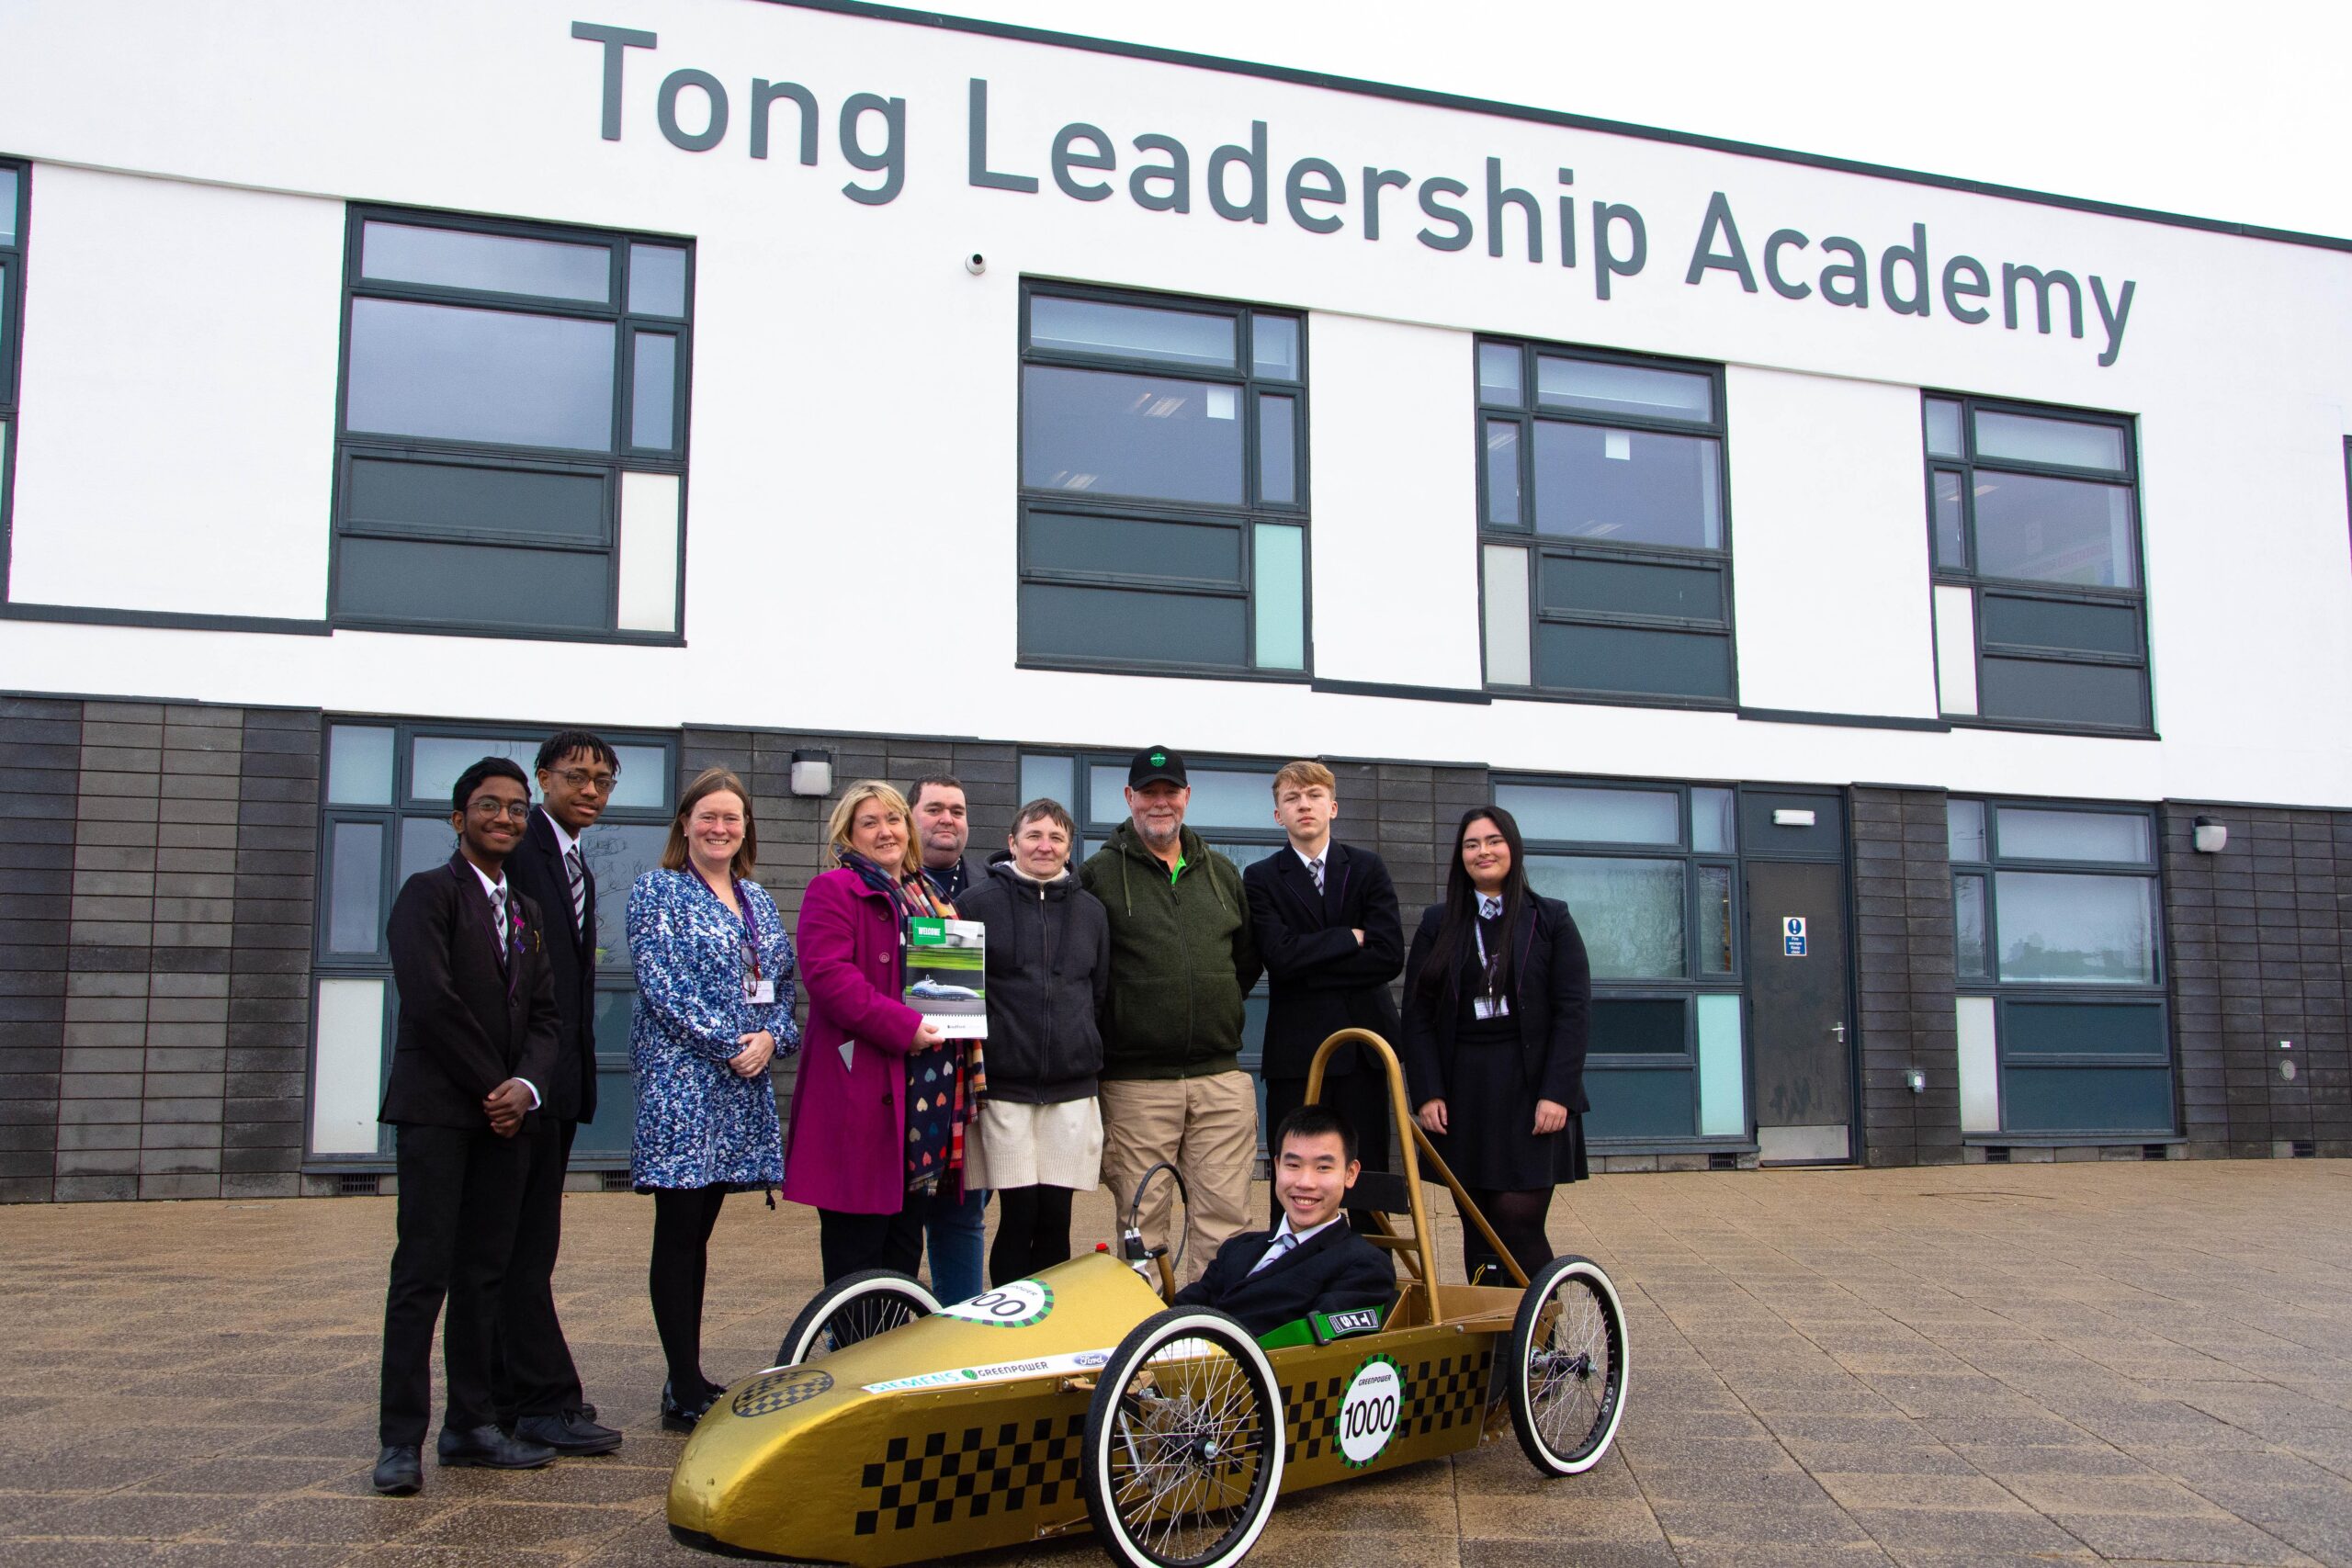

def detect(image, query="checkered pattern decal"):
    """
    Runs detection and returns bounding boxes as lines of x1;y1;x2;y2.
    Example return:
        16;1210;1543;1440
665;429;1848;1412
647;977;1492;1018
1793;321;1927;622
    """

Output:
854;1413;1088;1535
1281;1348;1491;1465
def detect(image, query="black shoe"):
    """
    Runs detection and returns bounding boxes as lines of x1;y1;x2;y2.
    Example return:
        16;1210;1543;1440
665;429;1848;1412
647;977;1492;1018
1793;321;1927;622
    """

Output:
514;1409;624;1455
372;1445;422;1495
662;1378;720;1433
435;1424;557;1470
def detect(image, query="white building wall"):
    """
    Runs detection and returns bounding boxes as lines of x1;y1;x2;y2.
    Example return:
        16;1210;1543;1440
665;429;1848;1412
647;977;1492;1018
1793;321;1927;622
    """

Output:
0;0;2347;807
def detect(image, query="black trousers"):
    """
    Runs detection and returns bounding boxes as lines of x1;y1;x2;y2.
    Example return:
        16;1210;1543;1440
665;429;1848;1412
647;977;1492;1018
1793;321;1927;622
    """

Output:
492;1116;582;1423
379;1121;530;1447
1263;1068;1394;1228
818;1202;925;1285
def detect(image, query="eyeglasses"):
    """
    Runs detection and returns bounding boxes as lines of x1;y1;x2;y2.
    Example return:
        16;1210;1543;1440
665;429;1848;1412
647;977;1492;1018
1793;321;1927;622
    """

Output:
554;768;618;793
468;797;533;821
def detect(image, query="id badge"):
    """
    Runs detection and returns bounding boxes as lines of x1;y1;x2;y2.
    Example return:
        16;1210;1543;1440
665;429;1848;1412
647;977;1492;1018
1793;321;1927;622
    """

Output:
1473;995;1510;1021
746;979;775;1005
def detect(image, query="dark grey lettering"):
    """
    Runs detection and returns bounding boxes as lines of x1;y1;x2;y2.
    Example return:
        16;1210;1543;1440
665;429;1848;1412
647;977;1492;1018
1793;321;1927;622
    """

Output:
1284;157;1345;234
1558;168;1576;268
657;68;728;152
571;21;656;142
1209;121;1269;223
967;79;1038;193
840;93;904;205
1363;167;1409;240
2003;263;2084;338
1942;255;1991;323
750;79;817;164
1593;201;1645;299
1684;192;1756;292
1486;158;1540;263
1417;177;1472;252
1881;223;1930;317
2092;276;2136;367
1818;237;1868;308
1764;229;1811;299
1129;134;1190;212
1051;123;1114;201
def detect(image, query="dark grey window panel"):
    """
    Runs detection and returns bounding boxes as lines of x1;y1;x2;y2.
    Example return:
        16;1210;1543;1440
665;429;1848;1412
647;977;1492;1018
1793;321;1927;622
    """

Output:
1534;355;1713;423
1250;315;1300;380
1973;409;2127;472
1999;1065;2173;1134
1532;423;1722;549
1023;511;1243;587
629;332;678;451
627;243;689;317
1977;655;2148;728
345;299;616;452
1980;592;2139;656
1536;623;1735;701
358;220;611;303
1258;394;1296;505
1585;1065;1696;1139
1971;470;2137;588
337;537;611;632
1028;296;1236;369
1540;553;1724;622
343;456;608;546
2000;1000;2167;1060
1021;366;1245;506
1017;582;1248;669
1590;997;1690;1055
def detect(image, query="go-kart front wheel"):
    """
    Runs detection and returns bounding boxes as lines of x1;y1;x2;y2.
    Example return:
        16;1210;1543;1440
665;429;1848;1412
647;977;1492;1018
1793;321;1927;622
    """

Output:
774;1269;941;1369
1082;1307;1285;1568
1505;1254;1628;1476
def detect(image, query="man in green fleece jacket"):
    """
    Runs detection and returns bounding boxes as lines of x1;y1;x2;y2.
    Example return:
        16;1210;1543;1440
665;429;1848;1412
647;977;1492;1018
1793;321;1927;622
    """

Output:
1082;746;1262;1280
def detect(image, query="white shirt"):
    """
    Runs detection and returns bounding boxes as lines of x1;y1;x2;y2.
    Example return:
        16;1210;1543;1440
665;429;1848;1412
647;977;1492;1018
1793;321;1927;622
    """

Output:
1249;1213;1343;1274
538;806;583;865
1291;842;1331;879
460;857;540;1111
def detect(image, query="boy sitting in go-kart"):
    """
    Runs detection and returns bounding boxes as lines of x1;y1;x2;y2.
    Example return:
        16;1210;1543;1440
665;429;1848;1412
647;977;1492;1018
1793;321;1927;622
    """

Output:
1173;1104;1396;1338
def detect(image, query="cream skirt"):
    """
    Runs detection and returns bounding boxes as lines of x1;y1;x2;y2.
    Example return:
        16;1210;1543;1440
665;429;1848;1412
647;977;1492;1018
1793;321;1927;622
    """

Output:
965;1097;1103;1190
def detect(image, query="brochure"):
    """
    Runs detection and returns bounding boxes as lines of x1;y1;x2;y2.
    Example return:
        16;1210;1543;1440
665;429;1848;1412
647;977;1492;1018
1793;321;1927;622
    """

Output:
905;916;988;1038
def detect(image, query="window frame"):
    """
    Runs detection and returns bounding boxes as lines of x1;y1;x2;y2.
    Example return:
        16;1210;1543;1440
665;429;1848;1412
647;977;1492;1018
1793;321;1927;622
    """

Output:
0;158;27;583
1497;774;1745;1145
1014;280;1311;682
1949;795;2173;1138
1476;338;1738;709
328;205;694;644
1924;391;2152;736
309;717;679;1166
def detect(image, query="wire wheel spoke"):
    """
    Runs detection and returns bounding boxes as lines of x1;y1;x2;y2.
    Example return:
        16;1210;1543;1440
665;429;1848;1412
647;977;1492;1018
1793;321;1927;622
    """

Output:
1531;1278;1617;1457
1103;1341;1269;1565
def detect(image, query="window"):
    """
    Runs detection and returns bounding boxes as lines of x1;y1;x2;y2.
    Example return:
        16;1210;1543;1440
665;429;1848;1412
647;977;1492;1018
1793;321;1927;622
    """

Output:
1949;799;2171;1137
1476;341;1734;705
1018;287;1307;677
332;209;692;638
0;160;25;557
309;721;677;1163
1924;395;2148;731
1501;778;1744;1142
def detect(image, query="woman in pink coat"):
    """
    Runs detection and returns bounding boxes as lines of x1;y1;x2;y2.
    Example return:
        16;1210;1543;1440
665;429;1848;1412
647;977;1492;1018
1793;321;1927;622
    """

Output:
782;780;982;1283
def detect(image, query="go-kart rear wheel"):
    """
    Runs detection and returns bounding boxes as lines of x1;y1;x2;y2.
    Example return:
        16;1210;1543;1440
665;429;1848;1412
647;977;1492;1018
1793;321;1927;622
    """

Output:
774;1269;941;1369
1505;1254;1628;1476
1082;1307;1285;1568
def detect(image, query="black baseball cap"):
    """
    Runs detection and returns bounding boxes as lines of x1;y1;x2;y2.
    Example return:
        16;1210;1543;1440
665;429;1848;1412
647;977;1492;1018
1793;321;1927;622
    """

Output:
1127;746;1188;789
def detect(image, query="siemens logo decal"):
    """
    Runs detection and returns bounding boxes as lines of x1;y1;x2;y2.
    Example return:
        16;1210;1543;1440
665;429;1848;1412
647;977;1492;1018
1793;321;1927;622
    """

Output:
571;20;2140;367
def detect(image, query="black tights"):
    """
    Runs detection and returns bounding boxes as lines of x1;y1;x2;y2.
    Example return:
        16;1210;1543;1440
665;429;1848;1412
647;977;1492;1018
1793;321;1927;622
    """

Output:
989;1187;1075;1287
650;1186;729;1395
1463;1186;1554;1285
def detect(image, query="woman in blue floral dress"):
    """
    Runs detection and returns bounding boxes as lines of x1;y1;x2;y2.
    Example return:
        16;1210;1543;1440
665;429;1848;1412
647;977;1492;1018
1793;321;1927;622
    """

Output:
627;766;798;1430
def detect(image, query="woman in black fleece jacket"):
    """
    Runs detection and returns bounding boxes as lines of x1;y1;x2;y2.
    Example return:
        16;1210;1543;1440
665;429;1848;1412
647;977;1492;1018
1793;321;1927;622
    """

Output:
956;799;1111;1286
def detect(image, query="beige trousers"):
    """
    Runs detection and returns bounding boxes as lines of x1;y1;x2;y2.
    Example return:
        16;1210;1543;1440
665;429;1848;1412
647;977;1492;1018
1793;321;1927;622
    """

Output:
1097;1071;1256;1282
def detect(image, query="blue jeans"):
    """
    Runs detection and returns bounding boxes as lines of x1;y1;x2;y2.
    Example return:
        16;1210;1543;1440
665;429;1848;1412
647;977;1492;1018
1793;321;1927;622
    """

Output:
922;1185;988;1304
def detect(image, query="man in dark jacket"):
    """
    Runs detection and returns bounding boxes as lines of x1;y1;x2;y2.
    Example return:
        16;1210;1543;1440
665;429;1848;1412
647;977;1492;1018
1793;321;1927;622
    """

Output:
909;773;989;1303
1175;1104;1394;1338
1080;747;1261;1280
1242;760;1404;1228
491;730;623;1456
956;799;1111;1286
374;758;562;1495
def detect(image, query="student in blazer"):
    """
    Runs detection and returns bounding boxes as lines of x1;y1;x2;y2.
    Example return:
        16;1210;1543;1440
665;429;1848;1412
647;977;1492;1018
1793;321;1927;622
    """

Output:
1241;761;1404;1225
374;758;562;1496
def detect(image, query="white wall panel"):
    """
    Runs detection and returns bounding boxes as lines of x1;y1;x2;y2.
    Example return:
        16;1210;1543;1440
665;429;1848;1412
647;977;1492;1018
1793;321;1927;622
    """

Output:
8;167;341;618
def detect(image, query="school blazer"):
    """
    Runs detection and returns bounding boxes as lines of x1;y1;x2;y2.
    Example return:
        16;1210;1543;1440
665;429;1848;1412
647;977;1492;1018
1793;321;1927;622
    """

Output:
1399;895;1592;1114
1240;841;1405;1081
380;855;561;1131
1172;1220;1396;1337
505;809;600;1123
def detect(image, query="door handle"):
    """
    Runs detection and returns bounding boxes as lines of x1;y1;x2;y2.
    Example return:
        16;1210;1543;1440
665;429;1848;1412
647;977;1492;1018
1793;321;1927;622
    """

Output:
1830;1021;1846;1043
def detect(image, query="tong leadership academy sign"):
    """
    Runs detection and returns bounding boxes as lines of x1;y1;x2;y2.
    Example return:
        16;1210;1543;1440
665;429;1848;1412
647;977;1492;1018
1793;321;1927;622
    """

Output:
571;19;2143;367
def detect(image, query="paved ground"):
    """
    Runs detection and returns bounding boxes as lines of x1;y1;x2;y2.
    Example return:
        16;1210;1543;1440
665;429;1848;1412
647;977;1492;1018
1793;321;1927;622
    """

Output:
2;1161;2351;1567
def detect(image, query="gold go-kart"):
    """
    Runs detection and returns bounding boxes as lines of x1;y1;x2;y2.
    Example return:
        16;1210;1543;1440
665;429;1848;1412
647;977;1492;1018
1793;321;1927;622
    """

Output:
669;1031;1629;1568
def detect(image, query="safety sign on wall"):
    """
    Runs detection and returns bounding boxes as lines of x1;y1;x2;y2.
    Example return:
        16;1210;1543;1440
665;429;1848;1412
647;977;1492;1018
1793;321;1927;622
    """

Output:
1782;917;1807;957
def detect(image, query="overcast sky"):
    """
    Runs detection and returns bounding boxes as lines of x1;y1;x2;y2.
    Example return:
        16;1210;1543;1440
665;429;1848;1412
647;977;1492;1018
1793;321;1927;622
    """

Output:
928;0;2352;242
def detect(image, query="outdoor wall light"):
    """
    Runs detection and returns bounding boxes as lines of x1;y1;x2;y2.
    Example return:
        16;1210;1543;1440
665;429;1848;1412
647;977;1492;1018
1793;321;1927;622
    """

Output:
1905;1069;1926;1093
1772;808;1816;828
789;749;834;798
2192;816;2228;854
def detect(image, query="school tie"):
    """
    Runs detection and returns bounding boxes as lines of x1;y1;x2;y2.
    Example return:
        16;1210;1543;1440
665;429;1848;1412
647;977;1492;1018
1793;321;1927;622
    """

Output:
1479;894;1503;920
564;845;587;936
1306;855;1325;893
1249;1231;1297;1276
490;886;510;956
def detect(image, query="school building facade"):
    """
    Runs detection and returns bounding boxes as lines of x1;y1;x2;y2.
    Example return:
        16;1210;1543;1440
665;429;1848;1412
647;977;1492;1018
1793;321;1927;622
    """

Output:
3;0;2350;1201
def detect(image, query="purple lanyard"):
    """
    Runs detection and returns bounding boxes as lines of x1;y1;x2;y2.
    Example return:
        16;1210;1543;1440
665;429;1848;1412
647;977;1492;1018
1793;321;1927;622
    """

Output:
698;872;762;984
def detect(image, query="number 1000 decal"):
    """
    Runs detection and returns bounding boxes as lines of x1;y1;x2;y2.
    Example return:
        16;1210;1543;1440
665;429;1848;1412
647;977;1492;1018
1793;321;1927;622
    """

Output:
938;1279;1054;1327
1336;1354;1405;1467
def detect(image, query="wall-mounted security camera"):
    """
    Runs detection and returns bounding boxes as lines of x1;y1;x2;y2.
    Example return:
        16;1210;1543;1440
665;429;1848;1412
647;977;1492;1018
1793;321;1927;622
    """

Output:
964;253;987;276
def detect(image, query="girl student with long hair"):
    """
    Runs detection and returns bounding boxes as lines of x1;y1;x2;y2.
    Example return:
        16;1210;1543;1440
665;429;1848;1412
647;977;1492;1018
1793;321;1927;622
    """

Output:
625;767;798;1430
1399;804;1592;1285
781;781;986;1284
